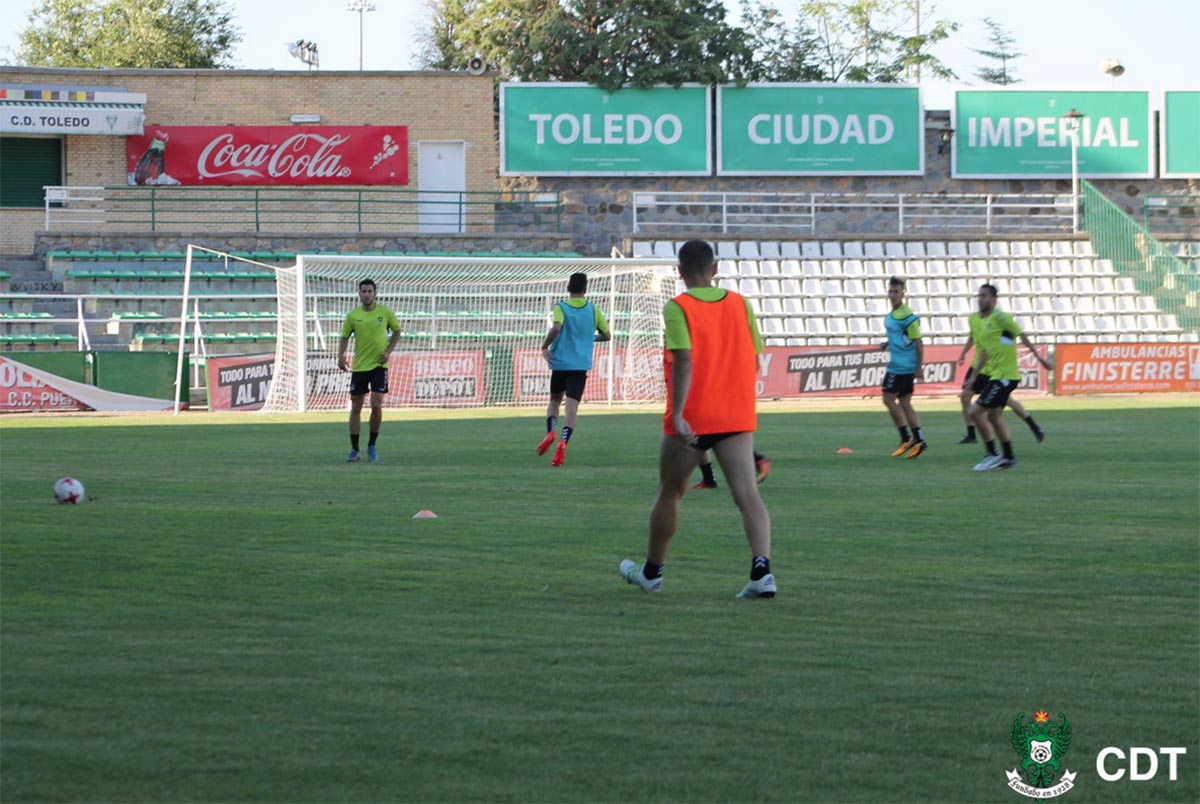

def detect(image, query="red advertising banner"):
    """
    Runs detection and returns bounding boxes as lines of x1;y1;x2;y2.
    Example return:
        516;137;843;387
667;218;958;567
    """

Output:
126;125;408;186
755;344;1049;398
1056;343;1200;394
206;354;275;410
390;351;485;406
0;356;88;411
512;347;662;402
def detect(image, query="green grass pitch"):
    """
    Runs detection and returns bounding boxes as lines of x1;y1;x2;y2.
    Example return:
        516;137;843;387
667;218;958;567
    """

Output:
1;398;1197;802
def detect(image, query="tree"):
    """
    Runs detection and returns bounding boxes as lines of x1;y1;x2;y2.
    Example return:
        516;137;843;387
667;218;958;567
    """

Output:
417;0;757;91
738;0;827;82
414;0;476;71
16;0;241;69
972;16;1022;85
801;0;958;83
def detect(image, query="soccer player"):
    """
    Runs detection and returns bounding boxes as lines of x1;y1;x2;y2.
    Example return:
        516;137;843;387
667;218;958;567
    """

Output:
337;278;401;463
535;272;611;467
967;283;1054;471
880;277;926;459
956;296;1045;444
620;239;775;599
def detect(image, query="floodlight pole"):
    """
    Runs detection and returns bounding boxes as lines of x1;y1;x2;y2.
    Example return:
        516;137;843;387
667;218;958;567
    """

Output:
1064;109;1084;234
347;1;376;71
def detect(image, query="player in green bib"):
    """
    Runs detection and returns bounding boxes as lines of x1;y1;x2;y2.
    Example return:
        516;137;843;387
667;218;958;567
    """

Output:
956;291;1045;444
337;278;401;463
965;284;1053;472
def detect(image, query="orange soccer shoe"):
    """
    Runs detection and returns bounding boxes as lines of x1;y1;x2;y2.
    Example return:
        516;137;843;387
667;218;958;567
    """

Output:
551;441;568;467
536;431;556;456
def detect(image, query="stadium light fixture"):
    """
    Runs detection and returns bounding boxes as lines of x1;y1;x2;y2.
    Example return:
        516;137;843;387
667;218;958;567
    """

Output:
287;40;319;70
347;1;376;71
1063;108;1085;233
1101;58;1125;89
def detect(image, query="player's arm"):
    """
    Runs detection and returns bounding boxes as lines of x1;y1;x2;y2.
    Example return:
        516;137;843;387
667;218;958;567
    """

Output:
1019;332;1053;370
669;348;695;443
957;335;974;366
540;323;562;364
914;337;924;380
337;318;353;371
382;311;401;364
593;307;611;342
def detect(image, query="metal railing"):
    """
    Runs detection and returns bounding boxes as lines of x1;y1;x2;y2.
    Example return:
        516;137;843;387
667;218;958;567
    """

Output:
43;186;564;234
631;191;1074;235
1083;182;1199;333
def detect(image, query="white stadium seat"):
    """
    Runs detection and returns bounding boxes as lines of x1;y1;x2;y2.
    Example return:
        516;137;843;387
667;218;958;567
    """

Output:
905;243;927;257
781;242;802;258
632;242;653;257
864;242;886;257
885;242;906;258
821;242;844;258
781;260;802;277
1010;241;1032;257
760;260;781;276
926;242;948;257
802;260;822;277
716;242;739;258
989;242;1010;256
739;242;761;259
760;241;781;259
653;241;675;257
842;241;865;258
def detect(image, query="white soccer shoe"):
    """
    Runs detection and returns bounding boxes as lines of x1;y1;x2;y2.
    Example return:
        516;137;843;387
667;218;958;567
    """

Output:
619;559;663;593
736;574;777;599
973;453;1005;472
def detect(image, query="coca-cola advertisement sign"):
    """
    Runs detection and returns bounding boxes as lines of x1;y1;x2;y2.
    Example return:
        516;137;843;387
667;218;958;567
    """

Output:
125;125;408;186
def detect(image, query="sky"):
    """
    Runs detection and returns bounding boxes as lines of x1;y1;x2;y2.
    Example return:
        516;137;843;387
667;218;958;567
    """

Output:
1;0;1197;110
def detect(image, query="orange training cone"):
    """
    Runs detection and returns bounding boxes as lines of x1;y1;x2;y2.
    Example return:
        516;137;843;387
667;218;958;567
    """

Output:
412;510;439;519
837;447;854;454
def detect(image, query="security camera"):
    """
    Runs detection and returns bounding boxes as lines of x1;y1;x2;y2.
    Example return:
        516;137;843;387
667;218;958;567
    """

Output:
1101;58;1125;78
466;54;486;75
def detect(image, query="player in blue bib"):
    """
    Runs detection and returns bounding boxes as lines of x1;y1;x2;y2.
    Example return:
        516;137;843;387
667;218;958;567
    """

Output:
536;272;611;467
880;276;927;459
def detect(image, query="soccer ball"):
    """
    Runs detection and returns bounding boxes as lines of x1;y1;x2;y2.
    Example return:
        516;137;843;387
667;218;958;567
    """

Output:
53;477;85;504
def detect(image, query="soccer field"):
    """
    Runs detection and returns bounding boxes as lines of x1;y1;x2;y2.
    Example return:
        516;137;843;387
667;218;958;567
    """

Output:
1;398;1197;802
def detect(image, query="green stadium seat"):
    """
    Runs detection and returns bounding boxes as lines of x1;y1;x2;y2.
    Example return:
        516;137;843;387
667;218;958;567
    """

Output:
115;250;141;260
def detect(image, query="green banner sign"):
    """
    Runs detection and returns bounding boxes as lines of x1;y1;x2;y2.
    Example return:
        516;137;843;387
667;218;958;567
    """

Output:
953;89;1154;178
717;84;923;175
1162;90;1200;178
500;83;710;176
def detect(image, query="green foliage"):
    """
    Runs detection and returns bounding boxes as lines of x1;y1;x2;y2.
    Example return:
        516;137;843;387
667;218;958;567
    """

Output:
738;0;828;82
419;0;759;90
973;16;1023;85
1;401;1198;800
805;0;958;82
16;0;241;69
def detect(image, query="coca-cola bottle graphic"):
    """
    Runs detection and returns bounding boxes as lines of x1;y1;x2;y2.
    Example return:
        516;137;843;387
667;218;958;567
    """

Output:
132;131;168;185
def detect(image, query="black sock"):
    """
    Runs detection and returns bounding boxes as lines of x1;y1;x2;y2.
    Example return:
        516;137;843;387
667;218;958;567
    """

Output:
369;431;379;447
642;560;663;580
898;426;911;442
561;426;573;443
912;427;924;443
699;461;717;485
1025;415;1039;431
546;416;557;434
985;439;997;456
753;451;765;462
966;425;976;438
350;434;360;450
1002;441;1014;460
751;556;771;581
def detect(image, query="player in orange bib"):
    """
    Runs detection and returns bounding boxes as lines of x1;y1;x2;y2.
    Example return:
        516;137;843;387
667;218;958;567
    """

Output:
619;240;775;599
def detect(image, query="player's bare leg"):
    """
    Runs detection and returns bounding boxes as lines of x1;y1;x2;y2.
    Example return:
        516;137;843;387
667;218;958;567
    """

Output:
367;391;384;462
551;395;581;467
884;392;913;456
989;407;1018;469
711;434;770;558
970;403;1002;471
538;391;563;455
347;393;365;461
647;434;702;564
713;433;776;598
1007;396;1045;442
898;395;926;458
959;383;978;443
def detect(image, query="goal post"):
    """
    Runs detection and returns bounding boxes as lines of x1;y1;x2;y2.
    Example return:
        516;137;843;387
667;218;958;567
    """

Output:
261;255;678;412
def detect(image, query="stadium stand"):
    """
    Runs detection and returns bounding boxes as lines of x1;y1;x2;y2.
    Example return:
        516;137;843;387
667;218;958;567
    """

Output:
634;240;1199;346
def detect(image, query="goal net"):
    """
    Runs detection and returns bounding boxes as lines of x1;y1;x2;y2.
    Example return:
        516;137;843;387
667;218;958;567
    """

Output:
261;255;678;412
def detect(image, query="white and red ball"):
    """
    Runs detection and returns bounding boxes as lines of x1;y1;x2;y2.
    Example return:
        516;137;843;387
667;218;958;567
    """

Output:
53;477;85;504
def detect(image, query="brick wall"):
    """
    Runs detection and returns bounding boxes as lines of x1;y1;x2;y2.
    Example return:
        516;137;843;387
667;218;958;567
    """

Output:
0;67;498;253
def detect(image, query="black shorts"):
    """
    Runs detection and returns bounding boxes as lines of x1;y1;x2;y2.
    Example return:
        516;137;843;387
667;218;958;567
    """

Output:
550;370;588;401
692;431;743;451
882;372;915;397
977;378;1016;409
349;366;388;396
966;370;990;394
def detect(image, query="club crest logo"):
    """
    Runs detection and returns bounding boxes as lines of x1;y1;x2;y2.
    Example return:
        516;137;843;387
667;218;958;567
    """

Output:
1007;710;1076;798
